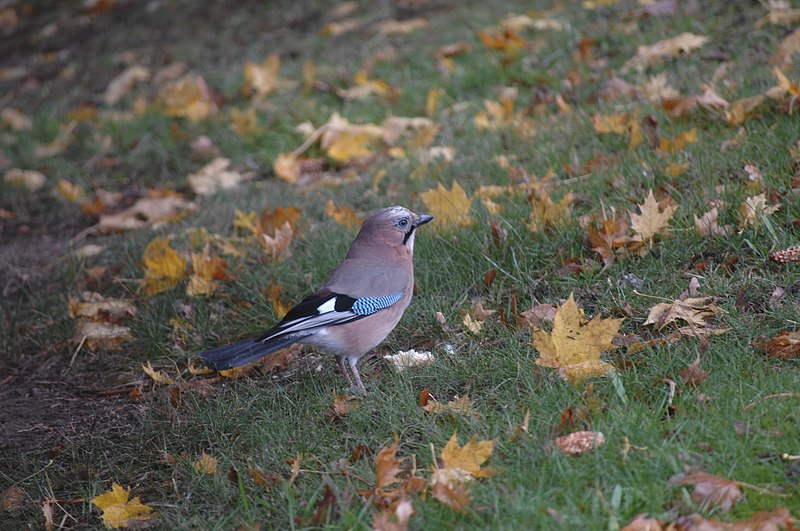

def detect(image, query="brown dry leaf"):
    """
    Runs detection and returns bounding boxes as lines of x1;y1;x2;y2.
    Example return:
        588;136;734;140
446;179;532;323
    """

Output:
266;280;290;319
641;73;679;102
258;205;301;238
629;190;677;244
142;361;176;385
680;354;709;387
661;84;729;118
585;214;633;267
372;498;414;531
69;292;136;350
435;431;496;482
592;113;629;135
158;75;217;121
248;463;282;490
337;70;392;100
259;221;293;261
375;439;403;491
382;116;435;145
140;236;187;296
533;293;621;381
774;27;800;66
657;127;698;154
56;179;88;203
331;394;362;417
4;168;46;191
756;331;800;359
478;28;526;54
519;303;556;329
273;153;300;183
91;483;153;529
325;199;361;229
432;482;471;513
739;193;780;228
187;157;242;196
193;451;218;474
668;471;742;511
528;189;573;233
423;395;480;419
1;485;27;512
94;193;196;233
475;98;515;130
555;430;606;455
726;94;765;125
104;65;150;105
694;207;733;237
420;180;473;229
1;107;33;130
242;54;280;99
644;297;721;333
622;32;709;71
34;120;77;159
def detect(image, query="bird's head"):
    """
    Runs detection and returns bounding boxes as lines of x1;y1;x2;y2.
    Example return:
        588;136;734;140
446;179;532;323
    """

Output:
350;205;433;256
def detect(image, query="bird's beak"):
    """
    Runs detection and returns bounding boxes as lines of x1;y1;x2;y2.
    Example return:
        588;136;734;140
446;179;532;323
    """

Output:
414;214;434;228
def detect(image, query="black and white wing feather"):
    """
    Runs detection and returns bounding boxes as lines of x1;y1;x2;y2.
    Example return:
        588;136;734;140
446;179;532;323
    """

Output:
199;288;404;370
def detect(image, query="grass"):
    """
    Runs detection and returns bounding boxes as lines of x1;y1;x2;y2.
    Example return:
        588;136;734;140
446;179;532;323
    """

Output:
1;0;799;528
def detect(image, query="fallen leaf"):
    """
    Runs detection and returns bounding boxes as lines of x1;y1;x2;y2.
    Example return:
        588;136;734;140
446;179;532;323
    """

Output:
555;430;606;455
478;28;526;54
273;153;300;183
623;32;709;71
372;498;413;531
644;297;721;333
91;483;153;529
629;190;677;244
377;17;427;35
325;199;361;229
259;221;293;261
726;94;765;125
528;189;573;233
242;54;280;99
1;485;27;512
4;168;46;191
375;439;403;491
533;293;621;381
680;354;709;387
158;75;217;121
1;107;32;130
621;513;665;531
423;395;479;419
34;120;77;158
420;180;473;229
435;431;495;482
332;394;362;417
739;193;780;228
432;482;471;512
519;303;556;329
140;236;187;296
56;179;88;203
657;127;698;154
93;193;196;233
104;65;150;105
668;471;742;511
337;70;392;100
230;107;263;138
187;157;242;196
382;349;434;371
69;292;136;350
187;248;228;297
584;214;633;267
142;361;176;385
693;207;733;237
193;451;218;474
319;113;384;162
756;331;800;359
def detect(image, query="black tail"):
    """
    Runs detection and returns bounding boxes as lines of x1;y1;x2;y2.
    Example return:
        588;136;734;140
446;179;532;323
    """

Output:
199;334;302;370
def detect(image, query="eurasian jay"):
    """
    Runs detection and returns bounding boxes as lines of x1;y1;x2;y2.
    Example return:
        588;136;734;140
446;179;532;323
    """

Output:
199;205;433;391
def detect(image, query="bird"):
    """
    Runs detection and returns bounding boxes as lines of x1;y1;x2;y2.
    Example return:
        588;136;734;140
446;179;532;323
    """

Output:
198;205;433;391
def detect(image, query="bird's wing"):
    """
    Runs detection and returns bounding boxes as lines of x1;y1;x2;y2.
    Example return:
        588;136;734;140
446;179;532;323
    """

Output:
259;287;405;340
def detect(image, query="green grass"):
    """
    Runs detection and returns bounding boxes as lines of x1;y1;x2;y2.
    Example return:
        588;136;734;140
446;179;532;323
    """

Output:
1;0;799;528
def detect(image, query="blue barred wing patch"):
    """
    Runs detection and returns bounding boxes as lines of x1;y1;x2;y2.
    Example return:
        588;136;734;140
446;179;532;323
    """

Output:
352;292;403;316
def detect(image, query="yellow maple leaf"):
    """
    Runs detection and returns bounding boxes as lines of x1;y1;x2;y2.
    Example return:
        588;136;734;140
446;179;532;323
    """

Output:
193;451;218;474
325;199;361;229
739;193;780;228
336;70;391;100
56;179;88;203
474;99;514;130
420;180;473;229
528;190;573;233
436;431;495;482
233;209;258;236
319;113;384;162
629;190;677;243
242;54;280;99
273;153;299;184
230;107;263;138
658;128;698;154
623;32;709;71
92;483;153;529
140;237;186;296
532;293;621;381
158;75;216;121
142;361;176;385
186;250;219;297
260;221;293;261
592;113;629;135
725;95;765;125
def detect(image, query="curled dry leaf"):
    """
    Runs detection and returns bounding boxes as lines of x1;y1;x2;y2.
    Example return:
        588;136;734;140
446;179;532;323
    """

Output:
555;430;606;455
372;498;414;531
142;361;176;385
91;483;153;529
528;189;573;233
423;395;480;419
242;54;280;99
756;331;800;359
739;193;780;228
331;394;362;417
693;207;733;237
622;32;709;71
679;355;709;387
103;65;150;105
69;292;136;350
432;481;471;513
158;74;217;121
259;221;293;261
533;293;621;381
668;471;742;511
621;513;665;531
382;349;434;372
325;199;361;229
644;296;720;333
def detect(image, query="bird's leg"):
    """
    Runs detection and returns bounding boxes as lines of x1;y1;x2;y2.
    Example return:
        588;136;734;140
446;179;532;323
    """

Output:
336;356;354;387
348;357;366;393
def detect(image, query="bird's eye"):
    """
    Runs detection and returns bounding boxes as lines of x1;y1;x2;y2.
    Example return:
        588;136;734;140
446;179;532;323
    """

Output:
398;218;409;228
